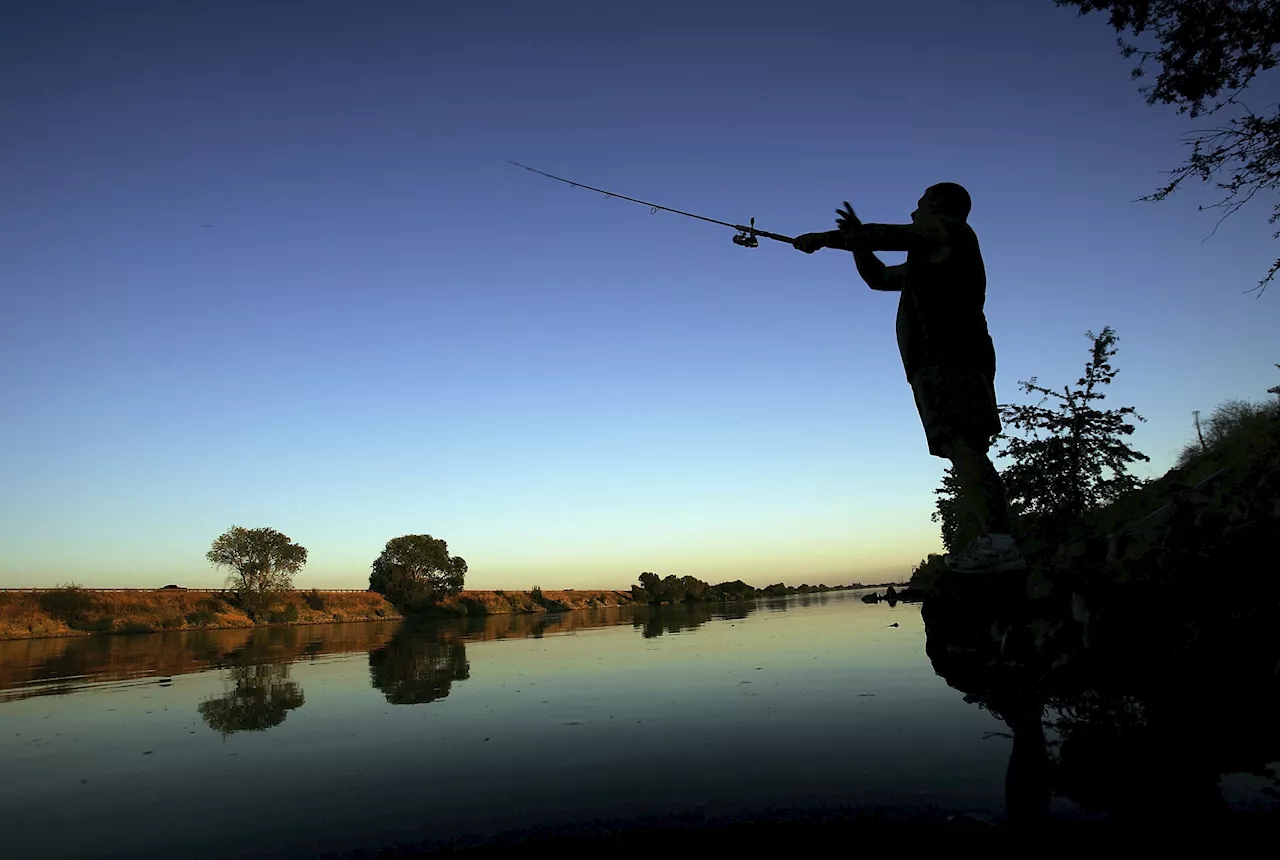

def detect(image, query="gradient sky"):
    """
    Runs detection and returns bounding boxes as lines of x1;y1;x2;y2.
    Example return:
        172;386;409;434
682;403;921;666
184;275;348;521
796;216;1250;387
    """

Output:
3;1;1277;590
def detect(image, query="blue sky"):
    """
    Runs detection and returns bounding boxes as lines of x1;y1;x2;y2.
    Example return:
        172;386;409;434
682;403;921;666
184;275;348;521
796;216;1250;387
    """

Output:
2;1;1277;590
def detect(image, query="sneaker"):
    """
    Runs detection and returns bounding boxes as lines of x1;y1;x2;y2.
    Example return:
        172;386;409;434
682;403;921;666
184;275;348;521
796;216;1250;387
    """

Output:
944;534;1028;574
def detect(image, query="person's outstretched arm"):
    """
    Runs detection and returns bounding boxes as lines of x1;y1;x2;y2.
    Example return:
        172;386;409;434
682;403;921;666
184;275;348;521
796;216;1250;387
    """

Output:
837;199;949;249
792;228;907;291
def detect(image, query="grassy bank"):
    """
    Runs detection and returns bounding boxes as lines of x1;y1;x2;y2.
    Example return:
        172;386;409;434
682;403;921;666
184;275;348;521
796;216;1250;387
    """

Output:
0;589;401;640
0;587;645;640
0;584;868;641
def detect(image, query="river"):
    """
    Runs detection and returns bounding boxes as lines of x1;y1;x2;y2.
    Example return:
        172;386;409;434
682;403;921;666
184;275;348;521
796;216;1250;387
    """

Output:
0;590;1276;856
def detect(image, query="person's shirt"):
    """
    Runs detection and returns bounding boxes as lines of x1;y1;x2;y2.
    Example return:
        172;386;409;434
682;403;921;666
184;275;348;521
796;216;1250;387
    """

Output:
857;214;996;380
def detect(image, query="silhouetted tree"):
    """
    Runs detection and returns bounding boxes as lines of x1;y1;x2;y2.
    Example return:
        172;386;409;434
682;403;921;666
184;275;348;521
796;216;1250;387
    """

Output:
368;534;466;609
934;328;1149;547
206;526;307;618
931;466;982;554
1057;0;1280;294
996;327;1150;541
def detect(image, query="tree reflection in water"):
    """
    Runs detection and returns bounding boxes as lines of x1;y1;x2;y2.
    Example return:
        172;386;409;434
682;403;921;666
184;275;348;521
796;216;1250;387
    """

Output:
630;602;755;638
198;660;305;736
368;629;470;705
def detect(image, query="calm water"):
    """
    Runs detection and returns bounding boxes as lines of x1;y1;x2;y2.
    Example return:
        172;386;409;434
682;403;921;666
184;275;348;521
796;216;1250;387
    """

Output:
0;591;1276;857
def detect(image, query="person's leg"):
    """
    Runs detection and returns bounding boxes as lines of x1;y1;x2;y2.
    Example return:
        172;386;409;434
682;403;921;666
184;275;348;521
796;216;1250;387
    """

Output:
910;365;1024;572
944;436;1024;570
948;437;1013;537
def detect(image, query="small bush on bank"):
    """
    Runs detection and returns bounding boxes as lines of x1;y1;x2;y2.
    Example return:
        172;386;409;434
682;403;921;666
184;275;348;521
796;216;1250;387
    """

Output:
38;583;96;625
268;602;300;624
186;608;218;626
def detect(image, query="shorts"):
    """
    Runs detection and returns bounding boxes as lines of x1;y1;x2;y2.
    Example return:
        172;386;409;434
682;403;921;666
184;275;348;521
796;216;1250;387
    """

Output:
909;364;1002;459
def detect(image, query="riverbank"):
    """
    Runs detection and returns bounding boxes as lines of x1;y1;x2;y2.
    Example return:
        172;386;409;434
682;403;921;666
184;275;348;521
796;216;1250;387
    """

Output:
0;581;898;641
0;587;649;640
0;589;402;640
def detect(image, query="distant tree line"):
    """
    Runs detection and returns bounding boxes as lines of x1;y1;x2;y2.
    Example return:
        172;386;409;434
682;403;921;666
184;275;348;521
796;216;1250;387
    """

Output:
629;572;858;605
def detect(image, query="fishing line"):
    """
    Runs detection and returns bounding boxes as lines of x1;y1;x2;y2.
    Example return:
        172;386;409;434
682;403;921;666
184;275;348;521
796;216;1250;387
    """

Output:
508;160;794;248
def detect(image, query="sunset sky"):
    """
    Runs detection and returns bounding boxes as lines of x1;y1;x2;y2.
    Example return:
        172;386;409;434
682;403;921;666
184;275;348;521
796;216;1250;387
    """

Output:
3;0;1277;589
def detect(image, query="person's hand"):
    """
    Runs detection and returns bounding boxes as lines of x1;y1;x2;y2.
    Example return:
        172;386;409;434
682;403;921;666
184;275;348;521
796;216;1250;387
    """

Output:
792;232;829;254
834;201;867;251
835;200;861;232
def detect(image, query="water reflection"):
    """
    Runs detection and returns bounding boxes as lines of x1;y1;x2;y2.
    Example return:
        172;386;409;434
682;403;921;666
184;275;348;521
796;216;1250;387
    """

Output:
629;602;755;638
0;599;789;701
923;580;1280;825
0;621;399;702
368;629;470;705
199;662;306;736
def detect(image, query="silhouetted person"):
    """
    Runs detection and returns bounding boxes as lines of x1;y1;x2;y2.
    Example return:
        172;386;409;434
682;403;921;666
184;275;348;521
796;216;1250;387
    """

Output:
793;185;1024;573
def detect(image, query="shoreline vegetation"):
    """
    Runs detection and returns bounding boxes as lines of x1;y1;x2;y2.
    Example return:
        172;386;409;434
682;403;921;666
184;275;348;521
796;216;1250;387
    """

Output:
0;580;904;642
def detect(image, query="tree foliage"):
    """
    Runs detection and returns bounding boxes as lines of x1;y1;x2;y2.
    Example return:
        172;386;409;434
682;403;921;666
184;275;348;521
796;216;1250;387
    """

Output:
631;572;759;604
934;328;1150;548
996;327;1151;540
1057;0;1280;294
931;466;983;555
368;534;466;609
206;526;307;615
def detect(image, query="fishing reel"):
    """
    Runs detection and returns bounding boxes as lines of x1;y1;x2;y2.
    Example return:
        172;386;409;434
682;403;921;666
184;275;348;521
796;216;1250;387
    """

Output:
732;218;760;248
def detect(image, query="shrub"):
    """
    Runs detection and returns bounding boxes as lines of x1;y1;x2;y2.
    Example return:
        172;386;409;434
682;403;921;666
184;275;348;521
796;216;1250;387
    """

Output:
38;583;96;625
459;596;489;616
268;603;300;624
69;617;113;633
303;589;327;611
186;609;218;627
1176;397;1278;469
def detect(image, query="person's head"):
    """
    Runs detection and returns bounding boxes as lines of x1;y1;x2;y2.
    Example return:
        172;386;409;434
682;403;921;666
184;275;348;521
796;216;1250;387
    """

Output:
912;182;972;222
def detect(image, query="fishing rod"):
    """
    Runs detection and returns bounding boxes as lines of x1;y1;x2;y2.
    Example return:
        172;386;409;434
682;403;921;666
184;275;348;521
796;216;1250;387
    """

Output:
508;160;794;249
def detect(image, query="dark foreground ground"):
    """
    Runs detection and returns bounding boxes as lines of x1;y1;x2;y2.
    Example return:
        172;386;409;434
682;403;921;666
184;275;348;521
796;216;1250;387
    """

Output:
324;807;1280;857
